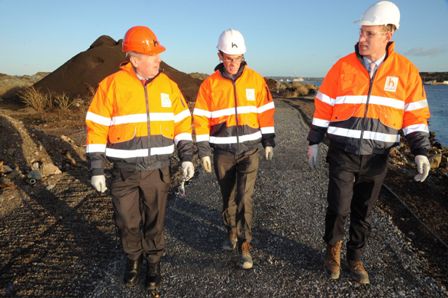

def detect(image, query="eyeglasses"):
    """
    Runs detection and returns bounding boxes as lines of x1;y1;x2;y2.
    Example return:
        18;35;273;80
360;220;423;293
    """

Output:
221;54;244;63
359;29;386;39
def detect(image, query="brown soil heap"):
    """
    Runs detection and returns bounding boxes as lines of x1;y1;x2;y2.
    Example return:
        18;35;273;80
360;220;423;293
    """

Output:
33;35;202;102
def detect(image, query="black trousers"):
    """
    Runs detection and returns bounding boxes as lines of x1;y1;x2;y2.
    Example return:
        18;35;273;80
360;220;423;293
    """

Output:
324;146;388;261
111;167;170;263
213;148;259;243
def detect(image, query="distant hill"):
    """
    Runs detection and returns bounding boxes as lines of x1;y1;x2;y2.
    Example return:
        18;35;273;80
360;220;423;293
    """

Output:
420;72;448;83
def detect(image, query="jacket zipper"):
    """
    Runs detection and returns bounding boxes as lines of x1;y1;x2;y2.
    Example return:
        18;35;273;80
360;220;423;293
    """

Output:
359;68;376;151
232;81;241;153
144;85;151;157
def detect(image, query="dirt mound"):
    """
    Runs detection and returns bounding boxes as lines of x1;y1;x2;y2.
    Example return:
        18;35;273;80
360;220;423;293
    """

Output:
33;35;202;102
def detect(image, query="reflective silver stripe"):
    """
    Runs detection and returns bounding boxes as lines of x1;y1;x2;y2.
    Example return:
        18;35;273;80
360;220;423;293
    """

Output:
405;99;428;111
210;106;257;118
174;133;192;144
334;95;405;110
86;112;112;126
312;117;330;128
196;134;210;142
174;109;191;123
111;113;174;125
327;126;400;143
258;101;275;113
209;131;262;144
402;123;429;135
193;108;212;118
260;126;275;134
86;144;107;153
316;91;335;106
105;144;175;158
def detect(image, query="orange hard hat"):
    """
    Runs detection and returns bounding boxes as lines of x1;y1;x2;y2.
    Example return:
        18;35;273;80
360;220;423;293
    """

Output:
122;26;166;55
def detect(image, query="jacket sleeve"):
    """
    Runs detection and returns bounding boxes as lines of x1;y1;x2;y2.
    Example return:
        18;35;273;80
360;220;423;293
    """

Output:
193;79;212;158
307;62;340;145
172;84;194;162
85;83;112;176
257;81;276;148
402;68;431;156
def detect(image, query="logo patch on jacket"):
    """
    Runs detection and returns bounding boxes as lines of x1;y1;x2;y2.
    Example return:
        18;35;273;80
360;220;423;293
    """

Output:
384;76;399;92
161;93;171;107
246;88;255;101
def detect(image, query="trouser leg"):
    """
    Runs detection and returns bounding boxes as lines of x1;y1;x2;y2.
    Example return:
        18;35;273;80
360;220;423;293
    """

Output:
214;152;237;232
111;170;143;261
235;149;259;243
140;167;170;264
347;153;388;261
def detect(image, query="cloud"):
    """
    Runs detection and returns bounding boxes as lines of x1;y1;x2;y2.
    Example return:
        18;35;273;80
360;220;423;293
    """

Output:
403;47;447;57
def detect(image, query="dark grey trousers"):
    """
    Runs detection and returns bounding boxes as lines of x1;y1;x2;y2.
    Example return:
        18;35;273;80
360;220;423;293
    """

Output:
324;145;388;261
111;167;170;263
213;148;259;243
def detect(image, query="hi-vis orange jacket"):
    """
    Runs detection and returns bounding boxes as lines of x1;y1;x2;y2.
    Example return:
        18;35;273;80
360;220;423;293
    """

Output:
308;42;430;156
193;63;275;157
86;62;193;175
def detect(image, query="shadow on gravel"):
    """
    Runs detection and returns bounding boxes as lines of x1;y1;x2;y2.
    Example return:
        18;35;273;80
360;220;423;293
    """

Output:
165;195;321;273
0;118;119;296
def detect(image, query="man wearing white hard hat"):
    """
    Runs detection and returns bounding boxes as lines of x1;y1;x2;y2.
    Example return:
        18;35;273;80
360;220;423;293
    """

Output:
193;29;275;269
306;1;431;284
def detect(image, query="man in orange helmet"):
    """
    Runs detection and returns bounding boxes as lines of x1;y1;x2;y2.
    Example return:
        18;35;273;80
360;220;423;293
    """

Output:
193;29;275;270
86;26;194;294
307;1;431;284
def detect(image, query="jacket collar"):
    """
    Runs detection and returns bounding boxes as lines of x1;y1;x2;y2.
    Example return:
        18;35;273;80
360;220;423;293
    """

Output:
214;61;247;81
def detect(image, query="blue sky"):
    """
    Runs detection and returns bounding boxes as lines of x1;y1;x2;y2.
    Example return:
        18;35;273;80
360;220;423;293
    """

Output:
1;0;447;77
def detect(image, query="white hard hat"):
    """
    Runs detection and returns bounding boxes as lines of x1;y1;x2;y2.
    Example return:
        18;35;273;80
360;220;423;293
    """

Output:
217;29;247;55
360;1;400;29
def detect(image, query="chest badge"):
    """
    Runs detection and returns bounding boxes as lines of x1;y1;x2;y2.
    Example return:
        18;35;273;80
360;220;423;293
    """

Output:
161;93;171;107
384;76;399;92
246;88;255;101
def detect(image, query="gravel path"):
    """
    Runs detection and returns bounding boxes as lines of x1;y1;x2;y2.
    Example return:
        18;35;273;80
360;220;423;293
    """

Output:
1;100;446;297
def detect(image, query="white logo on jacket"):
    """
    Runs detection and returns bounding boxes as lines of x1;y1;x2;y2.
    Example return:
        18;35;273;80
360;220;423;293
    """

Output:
246;88;255;101
384;76;399;92
161;93;171;107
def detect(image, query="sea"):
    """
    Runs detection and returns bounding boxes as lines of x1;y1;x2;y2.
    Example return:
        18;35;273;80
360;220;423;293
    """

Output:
272;77;448;146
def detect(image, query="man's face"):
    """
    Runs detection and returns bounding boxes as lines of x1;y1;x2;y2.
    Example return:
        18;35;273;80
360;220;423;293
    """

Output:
130;53;161;79
358;25;392;61
218;52;244;75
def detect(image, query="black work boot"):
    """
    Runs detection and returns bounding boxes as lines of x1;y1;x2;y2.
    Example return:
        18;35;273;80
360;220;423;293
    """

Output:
146;262;161;290
124;256;142;287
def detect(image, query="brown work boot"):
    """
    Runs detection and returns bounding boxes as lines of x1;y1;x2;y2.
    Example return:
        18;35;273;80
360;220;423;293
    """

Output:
324;240;342;279
347;259;370;284
240;241;253;269
222;229;237;251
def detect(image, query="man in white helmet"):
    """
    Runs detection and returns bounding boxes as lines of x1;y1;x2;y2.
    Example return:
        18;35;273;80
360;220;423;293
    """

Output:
306;1;431;284
193;29;276;269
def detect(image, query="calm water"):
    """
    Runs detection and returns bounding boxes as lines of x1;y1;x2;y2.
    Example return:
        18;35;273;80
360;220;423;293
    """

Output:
426;85;448;146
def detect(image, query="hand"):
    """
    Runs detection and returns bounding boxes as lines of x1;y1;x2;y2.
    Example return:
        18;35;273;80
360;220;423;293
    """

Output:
265;146;274;160
201;156;212;173
307;144;319;169
181;161;195;181
91;175;107;193
414;155;430;182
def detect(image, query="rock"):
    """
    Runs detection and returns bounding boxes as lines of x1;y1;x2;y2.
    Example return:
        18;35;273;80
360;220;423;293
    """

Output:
430;153;442;169
42;163;62;176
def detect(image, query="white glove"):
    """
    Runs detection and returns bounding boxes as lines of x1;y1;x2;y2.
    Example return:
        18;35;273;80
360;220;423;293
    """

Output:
307;144;319;169
414;155;430;182
265;146;274;160
181;161;195;181
201;156;212;173
91;175;107;193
